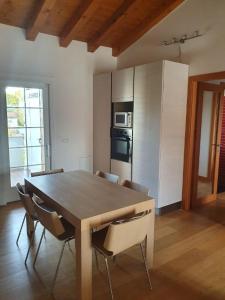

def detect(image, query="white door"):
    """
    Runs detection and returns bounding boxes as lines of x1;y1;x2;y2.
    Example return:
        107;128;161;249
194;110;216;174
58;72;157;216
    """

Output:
0;83;50;204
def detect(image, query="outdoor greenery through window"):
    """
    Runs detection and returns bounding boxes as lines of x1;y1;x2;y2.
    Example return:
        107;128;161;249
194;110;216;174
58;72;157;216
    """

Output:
6;87;46;186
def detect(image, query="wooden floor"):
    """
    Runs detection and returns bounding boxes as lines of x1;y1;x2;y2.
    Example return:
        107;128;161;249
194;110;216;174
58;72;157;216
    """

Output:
1;201;225;300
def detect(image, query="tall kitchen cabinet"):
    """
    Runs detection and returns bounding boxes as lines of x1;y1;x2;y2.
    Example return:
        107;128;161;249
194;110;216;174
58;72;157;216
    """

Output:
133;60;189;210
111;67;134;182
93;73;111;174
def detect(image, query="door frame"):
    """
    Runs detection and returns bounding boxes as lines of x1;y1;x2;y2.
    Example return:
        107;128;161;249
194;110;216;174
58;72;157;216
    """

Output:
182;71;225;210
192;82;223;206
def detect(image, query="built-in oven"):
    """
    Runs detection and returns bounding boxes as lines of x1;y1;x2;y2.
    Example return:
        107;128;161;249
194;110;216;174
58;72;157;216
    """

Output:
111;128;132;162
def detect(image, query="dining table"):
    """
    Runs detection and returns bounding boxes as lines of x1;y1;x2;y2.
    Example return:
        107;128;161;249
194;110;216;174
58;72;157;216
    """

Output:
25;170;155;300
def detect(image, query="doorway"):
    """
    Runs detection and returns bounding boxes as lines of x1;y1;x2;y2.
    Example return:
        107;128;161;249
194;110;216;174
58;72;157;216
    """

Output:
192;81;225;206
0;82;50;205
182;71;225;210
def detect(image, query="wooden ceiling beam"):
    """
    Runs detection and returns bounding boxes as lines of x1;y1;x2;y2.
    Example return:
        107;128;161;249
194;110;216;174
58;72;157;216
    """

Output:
87;0;137;53
60;0;95;48
26;0;56;41
112;0;185;56
0;0;5;8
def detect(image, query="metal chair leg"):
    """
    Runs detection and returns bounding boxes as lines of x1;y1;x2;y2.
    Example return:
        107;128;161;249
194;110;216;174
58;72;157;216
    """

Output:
95;249;100;270
67;240;73;252
51;240;67;292
33;228;45;267
16;213;26;246
140;243;152;290
104;257;114;300
24;221;38;265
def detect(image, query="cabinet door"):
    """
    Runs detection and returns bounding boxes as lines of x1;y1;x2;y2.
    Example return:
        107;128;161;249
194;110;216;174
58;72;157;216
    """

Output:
132;62;163;199
158;61;189;207
112;68;134;102
93;73;111;173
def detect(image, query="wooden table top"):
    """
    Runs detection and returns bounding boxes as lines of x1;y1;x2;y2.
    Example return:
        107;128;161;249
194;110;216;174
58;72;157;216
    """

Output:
25;170;153;221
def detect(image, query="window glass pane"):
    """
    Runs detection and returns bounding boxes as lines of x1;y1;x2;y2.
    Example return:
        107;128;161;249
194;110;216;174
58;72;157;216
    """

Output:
6;87;24;107
7;108;25;127
25;88;43;108
28;146;45;165
9;148;27;168
27;128;44;146
26;108;43;127
114;140;128;155
116;114;125;124
5;85;49;187
8;128;26;147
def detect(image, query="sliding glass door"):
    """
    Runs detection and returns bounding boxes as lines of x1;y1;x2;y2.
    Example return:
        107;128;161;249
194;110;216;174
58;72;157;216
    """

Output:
0;82;50;204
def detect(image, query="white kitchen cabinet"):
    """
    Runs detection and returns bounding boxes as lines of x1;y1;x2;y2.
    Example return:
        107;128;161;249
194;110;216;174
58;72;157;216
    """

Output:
112;67;134;102
93;73;111;174
132;60;189;209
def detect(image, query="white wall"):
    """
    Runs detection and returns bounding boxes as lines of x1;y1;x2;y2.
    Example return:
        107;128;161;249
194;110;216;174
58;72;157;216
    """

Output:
0;24;116;204
117;0;225;76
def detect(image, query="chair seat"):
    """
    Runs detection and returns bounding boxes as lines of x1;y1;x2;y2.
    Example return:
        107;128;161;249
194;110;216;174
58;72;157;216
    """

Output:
92;226;113;256
58;218;75;241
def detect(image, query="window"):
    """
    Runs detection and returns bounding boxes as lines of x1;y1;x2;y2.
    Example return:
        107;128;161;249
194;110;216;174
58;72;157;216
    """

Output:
6;86;49;186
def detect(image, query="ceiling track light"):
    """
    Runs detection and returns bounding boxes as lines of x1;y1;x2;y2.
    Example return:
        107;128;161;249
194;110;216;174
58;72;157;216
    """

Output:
162;30;202;46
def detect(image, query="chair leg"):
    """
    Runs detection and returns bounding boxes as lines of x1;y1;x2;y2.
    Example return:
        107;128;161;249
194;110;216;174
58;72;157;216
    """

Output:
51;240;67;292
67;239;76;264
67;240;73;252
33;228;45;267
140;242;152;290
24;221;38;265
104;257;114;300
95;249;100;270
16;213;26;246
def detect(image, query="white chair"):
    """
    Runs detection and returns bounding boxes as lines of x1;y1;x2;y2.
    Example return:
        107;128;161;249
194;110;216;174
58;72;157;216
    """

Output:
92;211;152;299
122;179;149;196
95;170;119;184
32;197;75;291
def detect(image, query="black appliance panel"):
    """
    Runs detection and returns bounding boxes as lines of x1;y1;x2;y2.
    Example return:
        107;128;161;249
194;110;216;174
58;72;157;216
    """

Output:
111;128;132;163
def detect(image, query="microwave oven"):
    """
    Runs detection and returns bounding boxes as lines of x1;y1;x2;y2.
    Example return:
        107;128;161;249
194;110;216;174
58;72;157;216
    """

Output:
114;112;132;128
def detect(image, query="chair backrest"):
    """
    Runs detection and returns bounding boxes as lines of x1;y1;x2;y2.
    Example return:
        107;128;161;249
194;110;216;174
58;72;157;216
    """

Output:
95;170;119;184
31;168;64;177
32;197;65;238
16;183;36;218
103;211;150;255
122;180;149;196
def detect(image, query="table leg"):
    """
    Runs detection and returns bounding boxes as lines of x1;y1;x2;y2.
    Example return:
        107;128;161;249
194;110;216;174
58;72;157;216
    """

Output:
76;222;92;300
146;207;155;268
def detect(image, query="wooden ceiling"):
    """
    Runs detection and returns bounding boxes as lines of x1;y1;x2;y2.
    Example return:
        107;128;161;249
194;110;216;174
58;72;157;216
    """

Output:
0;0;184;56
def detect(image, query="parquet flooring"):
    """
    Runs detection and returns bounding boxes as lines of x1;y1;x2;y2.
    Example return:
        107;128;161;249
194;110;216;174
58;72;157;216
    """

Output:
1;200;225;300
